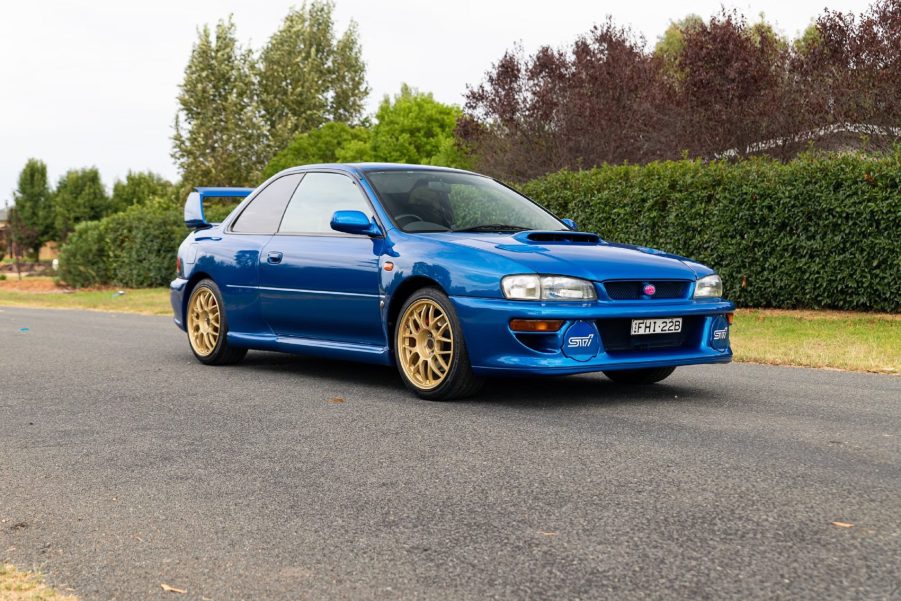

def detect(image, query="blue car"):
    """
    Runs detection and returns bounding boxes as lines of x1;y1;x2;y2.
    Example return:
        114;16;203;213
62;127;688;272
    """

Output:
171;163;734;400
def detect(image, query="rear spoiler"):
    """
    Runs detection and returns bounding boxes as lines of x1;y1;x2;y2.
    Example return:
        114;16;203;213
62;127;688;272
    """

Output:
184;186;254;229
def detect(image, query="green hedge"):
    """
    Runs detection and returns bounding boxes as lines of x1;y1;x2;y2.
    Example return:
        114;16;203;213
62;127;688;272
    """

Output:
57;152;900;311
521;152;901;311
59;203;184;288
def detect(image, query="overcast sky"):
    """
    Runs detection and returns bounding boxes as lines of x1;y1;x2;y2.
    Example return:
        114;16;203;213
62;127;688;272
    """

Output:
1;0;871;202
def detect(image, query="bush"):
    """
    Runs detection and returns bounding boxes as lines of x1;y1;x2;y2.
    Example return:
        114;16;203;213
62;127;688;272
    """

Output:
58;203;184;288
57;220;110;287
521;151;901;311
104;206;184;288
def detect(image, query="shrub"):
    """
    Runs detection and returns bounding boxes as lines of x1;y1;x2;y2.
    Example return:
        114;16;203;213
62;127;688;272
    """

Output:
521;151;901;311
57;220;110;287
58;203;183;288
104;205;184;288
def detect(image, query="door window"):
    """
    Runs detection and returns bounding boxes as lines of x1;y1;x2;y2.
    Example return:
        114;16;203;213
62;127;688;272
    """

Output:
279;172;372;234
231;174;302;233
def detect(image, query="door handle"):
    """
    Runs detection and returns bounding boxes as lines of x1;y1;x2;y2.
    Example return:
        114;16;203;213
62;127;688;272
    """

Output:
267;251;283;264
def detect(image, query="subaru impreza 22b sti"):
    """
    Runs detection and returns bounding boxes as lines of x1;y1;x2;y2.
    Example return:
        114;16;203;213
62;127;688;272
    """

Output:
170;163;734;401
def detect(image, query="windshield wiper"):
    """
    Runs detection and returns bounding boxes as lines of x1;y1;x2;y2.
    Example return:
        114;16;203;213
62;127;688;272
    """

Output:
452;224;530;233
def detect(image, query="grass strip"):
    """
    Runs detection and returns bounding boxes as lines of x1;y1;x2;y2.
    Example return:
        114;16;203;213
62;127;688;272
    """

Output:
731;309;899;374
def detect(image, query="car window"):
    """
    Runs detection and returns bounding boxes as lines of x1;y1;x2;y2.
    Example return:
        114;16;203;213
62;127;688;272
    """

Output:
446;184;536;230
231;174;302;233
366;170;564;233
278;172;372;234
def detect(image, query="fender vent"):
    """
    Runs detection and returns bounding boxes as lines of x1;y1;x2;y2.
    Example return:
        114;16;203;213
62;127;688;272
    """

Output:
518;231;601;244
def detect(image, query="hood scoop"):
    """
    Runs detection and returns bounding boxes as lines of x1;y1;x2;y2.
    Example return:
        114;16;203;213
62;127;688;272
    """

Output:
515;231;601;245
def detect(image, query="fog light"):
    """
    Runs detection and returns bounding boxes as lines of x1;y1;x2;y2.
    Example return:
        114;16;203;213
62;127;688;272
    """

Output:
509;319;564;332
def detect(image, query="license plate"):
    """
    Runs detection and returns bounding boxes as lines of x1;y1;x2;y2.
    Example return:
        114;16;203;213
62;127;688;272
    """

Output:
630;317;682;336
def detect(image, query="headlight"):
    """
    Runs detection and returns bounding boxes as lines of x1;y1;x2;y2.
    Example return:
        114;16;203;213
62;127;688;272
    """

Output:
502;275;597;301
693;274;723;299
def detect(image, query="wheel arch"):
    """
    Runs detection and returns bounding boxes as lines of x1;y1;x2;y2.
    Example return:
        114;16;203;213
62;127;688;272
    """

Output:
181;271;213;323
386;276;446;348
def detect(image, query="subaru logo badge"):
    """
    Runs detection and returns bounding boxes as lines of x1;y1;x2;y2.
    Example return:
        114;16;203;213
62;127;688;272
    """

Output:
643;283;656;296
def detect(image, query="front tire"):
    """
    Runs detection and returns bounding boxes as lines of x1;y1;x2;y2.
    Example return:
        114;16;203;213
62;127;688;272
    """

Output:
394;288;484;401
186;279;247;366
603;366;676;384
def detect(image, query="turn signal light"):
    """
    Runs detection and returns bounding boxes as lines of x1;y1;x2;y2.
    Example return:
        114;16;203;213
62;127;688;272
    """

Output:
509;319;565;332
725;312;734;325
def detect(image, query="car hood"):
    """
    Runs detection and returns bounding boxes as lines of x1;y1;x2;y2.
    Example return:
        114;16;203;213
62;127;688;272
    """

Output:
425;231;706;281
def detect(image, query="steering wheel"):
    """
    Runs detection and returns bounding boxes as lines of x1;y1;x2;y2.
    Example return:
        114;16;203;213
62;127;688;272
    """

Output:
395;213;424;227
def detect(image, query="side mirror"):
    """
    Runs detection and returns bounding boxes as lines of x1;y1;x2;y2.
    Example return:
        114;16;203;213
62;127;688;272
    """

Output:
330;210;381;236
561;218;578;231
184;191;210;229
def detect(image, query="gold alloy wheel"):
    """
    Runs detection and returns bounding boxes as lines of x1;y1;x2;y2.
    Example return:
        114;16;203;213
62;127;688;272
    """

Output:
188;287;221;357
397;299;454;390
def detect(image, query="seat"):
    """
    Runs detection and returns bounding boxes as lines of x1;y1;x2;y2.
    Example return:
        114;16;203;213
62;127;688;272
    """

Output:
406;183;454;228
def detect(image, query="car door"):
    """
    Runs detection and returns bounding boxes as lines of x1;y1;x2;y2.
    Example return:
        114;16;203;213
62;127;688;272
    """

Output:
209;173;303;335
259;171;384;346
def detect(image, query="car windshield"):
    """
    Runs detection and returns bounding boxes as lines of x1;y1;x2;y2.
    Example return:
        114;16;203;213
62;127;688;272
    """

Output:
365;170;566;233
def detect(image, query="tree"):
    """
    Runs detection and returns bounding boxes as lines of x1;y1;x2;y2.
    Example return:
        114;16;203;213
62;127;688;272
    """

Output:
792;1;901;149
793;23;821;57
53;168;111;241
459;10;828;178
262;84;468;176
172;17;268;191
11;159;53;258
111;171;175;212
460;21;670;180
262;121;372;178
677;10;798;159
747;16;790;51
371;84;468;167
259;1;368;153
654;15;704;82
6;205;39;278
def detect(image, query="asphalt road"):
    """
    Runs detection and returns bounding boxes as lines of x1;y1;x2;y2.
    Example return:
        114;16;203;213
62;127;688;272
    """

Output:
1;306;899;601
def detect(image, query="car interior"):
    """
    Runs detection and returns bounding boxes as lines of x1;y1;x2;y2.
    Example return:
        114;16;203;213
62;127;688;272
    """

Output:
377;179;457;231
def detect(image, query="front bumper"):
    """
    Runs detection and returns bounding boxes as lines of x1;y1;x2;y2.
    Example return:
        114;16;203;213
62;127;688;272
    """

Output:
450;296;735;376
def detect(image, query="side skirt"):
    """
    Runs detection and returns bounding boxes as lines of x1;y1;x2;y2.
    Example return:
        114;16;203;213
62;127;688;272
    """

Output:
227;332;393;366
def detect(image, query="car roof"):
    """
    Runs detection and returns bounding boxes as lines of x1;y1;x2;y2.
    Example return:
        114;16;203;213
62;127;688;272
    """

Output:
277;162;479;178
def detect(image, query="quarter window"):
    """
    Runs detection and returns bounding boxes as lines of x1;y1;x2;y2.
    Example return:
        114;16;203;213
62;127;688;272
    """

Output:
231;174;302;233
279;172;372;234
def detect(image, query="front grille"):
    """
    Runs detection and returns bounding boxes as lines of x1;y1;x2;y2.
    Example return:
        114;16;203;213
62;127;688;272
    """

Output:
603;280;690;300
597;316;703;352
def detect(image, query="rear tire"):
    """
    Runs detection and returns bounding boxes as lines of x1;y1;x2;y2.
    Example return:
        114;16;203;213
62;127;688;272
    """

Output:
186;279;247;366
603;366;676;385
394;288;484;401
